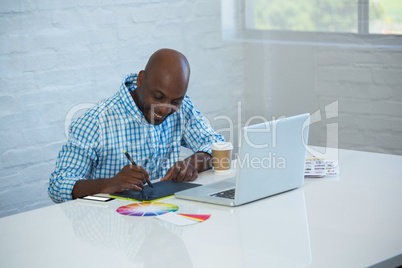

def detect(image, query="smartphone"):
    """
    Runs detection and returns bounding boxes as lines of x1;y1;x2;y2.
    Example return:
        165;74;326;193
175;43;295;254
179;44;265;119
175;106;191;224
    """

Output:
79;195;115;202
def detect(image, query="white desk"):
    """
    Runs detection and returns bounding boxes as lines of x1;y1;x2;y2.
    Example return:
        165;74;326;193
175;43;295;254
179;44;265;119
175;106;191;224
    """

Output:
1;148;401;268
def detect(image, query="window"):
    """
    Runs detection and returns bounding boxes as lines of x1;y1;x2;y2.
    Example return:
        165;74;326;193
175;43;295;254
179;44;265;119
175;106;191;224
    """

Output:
221;0;402;48
250;0;359;33
369;0;402;34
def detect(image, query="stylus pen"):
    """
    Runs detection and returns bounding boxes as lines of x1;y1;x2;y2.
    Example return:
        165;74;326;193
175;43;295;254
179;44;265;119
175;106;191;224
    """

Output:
123;151;154;188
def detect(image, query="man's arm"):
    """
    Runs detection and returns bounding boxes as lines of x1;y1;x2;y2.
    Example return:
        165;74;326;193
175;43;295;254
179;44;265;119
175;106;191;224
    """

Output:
187;151;213;172
51;155;150;202
161;151;212;182
161;96;225;182
48;114;149;203
72;164;149;199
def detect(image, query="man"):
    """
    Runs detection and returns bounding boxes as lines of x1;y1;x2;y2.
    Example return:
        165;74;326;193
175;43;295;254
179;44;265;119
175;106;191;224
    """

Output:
48;48;224;203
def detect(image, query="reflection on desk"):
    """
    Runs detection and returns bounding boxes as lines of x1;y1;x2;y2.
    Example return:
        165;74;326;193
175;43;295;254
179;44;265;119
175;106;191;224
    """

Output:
62;189;310;267
175;189;311;267
61;201;193;267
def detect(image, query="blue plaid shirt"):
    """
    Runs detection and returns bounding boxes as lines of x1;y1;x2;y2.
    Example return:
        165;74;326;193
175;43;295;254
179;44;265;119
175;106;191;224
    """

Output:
49;73;224;203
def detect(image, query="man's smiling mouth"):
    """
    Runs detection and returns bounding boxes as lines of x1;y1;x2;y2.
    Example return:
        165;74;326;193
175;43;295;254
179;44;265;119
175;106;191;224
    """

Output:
153;112;163;119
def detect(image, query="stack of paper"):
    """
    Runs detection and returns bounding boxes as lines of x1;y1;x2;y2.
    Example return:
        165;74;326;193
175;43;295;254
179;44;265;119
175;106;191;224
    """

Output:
304;158;339;178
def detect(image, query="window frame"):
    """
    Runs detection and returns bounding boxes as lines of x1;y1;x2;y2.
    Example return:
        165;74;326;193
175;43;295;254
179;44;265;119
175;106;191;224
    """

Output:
221;0;402;49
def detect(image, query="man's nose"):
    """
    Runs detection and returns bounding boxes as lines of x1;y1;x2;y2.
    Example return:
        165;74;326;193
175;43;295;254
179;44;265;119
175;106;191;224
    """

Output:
157;103;174;115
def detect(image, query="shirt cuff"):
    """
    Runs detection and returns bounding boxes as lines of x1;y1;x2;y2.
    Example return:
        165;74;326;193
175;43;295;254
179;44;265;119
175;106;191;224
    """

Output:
49;175;82;203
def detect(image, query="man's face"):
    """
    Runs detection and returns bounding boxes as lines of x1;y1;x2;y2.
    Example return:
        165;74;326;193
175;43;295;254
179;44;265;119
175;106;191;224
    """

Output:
133;70;187;125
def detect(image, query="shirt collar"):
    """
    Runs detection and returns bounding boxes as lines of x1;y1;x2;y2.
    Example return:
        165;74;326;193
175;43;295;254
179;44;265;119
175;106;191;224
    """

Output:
119;73;149;124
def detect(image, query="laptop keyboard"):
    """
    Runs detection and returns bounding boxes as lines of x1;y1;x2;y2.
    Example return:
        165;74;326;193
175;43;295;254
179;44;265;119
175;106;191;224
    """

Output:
210;188;236;199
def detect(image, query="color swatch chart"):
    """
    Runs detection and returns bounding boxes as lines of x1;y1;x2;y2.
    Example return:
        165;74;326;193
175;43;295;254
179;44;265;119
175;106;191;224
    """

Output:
156;212;211;226
116;202;179;216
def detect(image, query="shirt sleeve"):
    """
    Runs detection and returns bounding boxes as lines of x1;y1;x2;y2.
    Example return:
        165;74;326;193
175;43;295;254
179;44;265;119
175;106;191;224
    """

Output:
180;96;225;155
48;113;99;203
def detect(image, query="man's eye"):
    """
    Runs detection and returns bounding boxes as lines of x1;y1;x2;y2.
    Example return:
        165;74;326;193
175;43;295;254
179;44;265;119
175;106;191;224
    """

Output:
153;95;163;100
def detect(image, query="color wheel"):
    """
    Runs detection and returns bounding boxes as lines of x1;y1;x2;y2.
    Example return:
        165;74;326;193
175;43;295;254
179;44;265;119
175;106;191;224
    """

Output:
116;202;179;216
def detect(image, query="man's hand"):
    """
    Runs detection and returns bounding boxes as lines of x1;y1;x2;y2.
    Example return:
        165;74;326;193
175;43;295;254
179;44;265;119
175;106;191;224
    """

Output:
161;151;213;182
161;161;198;182
71;164;149;199
102;164;149;193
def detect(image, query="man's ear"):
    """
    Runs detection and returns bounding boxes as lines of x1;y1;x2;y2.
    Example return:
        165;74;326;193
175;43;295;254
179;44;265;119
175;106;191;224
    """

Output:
137;70;145;87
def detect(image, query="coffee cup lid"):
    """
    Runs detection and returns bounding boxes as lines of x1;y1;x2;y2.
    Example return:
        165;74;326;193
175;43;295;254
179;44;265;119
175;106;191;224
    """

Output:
212;142;233;150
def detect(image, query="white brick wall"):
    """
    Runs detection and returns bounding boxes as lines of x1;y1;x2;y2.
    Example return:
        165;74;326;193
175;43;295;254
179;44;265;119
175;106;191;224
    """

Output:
0;0;244;217
245;44;402;156
317;47;402;154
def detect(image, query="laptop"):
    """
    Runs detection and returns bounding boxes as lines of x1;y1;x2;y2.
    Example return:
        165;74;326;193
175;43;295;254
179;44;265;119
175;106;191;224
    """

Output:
175;113;310;206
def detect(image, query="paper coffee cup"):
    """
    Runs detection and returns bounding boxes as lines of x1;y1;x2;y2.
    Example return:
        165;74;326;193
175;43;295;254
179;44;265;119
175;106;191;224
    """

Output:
211;142;233;173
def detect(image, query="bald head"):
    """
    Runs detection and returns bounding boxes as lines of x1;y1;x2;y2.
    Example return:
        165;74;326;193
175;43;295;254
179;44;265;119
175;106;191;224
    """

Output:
132;49;191;125
144;48;190;88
